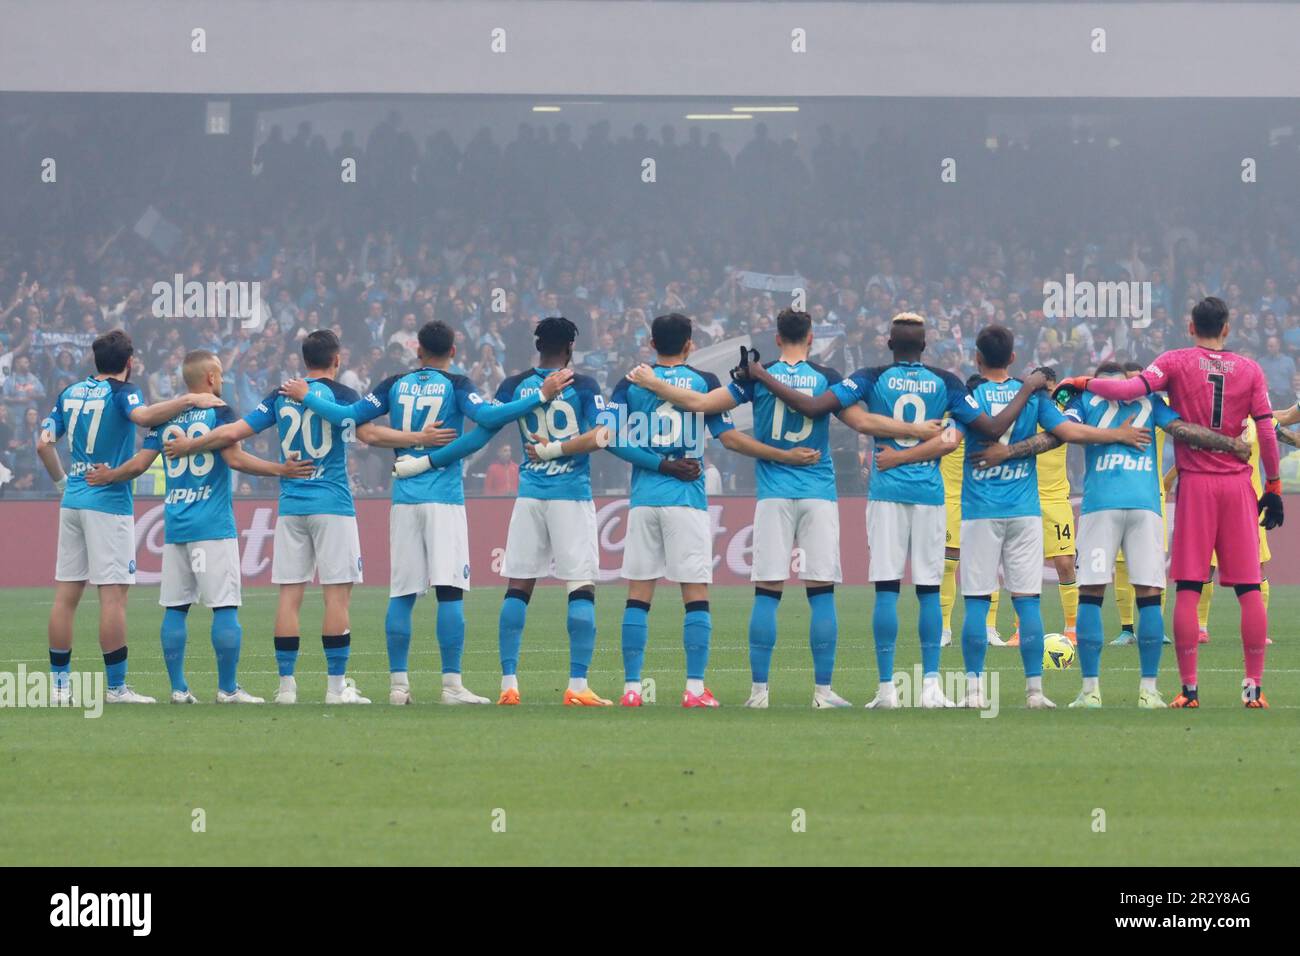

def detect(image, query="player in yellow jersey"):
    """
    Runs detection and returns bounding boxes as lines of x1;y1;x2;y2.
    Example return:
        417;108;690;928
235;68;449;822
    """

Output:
939;374;1004;647
1169;414;1275;646
1009;368;1078;646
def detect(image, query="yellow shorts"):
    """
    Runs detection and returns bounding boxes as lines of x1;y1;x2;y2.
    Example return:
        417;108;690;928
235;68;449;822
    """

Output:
1210;526;1271;568
1042;499;1076;559
945;497;961;550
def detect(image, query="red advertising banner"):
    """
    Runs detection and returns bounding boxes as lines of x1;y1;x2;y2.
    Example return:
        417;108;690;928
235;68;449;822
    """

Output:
1;496;1297;588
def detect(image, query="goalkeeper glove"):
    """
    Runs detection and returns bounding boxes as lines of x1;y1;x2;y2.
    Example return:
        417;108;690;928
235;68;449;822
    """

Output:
534;440;565;461
729;346;760;384
393;454;433;479
1259;478;1285;530
1050;376;1092;411
54;476;67;493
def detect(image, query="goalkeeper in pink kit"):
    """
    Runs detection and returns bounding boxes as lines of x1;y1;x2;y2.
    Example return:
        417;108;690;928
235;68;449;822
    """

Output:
1061;297;1283;708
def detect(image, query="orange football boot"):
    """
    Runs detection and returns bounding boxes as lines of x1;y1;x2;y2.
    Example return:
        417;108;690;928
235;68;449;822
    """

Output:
1170;687;1200;709
563;687;613;707
497;687;521;706
1243;681;1269;709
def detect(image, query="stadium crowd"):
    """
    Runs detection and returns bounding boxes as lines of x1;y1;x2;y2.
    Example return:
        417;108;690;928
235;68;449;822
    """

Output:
4;105;1300;497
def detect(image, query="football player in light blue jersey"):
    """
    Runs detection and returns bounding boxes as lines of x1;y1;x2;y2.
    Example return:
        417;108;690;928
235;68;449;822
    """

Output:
395;317;688;706
751;313;1044;710
624;309;940;709
981;361;1249;709
82;350;313;704
36;329;227;705
165;330;431;706
551;312;824;708
282;320;572;707
877;326;1151;709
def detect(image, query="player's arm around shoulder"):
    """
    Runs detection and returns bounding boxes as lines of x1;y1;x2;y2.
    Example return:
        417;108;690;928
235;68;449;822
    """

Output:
466;368;571;430
129;389;223;428
748;360;843;418
969;369;1048;439
625;363;737;414
164;415;254;458
282;375;381;427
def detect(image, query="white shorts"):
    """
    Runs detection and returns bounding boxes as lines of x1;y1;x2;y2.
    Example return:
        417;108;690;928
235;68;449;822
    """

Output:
1077;509;1166;589
271;513;363;585
500;497;599;581
55;508;135;586
960;516;1043;596
160;538;242;608
751;497;841;583
621;506;713;584
867;500;945;586
389;502;471;596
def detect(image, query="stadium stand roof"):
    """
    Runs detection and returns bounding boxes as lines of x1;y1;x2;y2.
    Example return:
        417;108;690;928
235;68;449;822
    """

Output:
3;1;1300;98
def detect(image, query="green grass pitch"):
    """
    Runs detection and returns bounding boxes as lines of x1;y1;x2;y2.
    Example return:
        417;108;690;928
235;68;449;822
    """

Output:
2;583;1297;865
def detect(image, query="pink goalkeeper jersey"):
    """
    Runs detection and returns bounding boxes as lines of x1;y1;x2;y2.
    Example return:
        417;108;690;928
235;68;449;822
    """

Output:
1136;347;1271;477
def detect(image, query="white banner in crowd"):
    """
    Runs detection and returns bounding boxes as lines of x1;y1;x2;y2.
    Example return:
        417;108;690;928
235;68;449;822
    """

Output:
687;335;754;432
735;271;806;294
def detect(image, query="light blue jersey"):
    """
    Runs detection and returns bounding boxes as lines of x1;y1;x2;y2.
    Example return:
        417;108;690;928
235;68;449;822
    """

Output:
242;378;360;517
43;376;145;515
831;362;981;506
1065;391;1179;516
958;379;1066;520
143;405;239;544
727;360;837;501
497;368;603;501
607;364;734;511
300;366;541;507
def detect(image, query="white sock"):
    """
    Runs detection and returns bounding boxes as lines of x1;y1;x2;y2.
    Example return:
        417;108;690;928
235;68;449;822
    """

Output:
879;680;894;692
624;680;641;695
752;681;768;696
1082;677;1099;693
1026;676;1043;693
814;683;832;696
922;674;940;688
279;675;295;690
442;673;462;690
686;678;704;696
327;674;345;694
1140;677;1158;693
568;677;588;692
501;674;518;691
390;671;409;688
